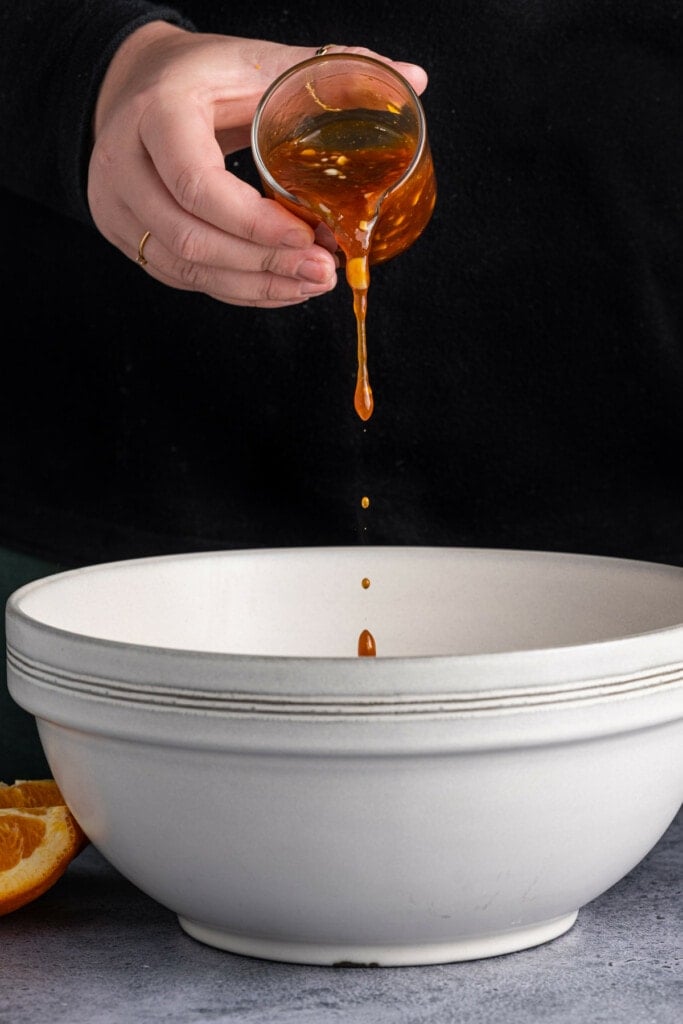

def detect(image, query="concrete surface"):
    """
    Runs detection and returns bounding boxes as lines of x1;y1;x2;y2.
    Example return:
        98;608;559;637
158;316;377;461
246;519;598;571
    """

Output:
1;809;680;1024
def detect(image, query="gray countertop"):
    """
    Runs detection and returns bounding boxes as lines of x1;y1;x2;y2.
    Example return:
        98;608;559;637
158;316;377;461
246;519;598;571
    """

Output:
2;809;681;1024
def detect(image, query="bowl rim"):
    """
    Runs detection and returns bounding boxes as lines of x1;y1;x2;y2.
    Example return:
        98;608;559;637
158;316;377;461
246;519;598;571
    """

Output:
6;546;683;701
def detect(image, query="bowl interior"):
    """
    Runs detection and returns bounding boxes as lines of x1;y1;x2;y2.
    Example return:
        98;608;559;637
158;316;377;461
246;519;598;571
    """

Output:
10;547;683;659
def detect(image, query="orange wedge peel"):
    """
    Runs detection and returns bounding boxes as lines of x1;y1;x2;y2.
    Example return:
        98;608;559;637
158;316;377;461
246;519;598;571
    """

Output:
0;779;88;916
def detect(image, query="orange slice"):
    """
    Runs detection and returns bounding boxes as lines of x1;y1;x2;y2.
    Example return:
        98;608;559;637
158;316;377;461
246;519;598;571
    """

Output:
0;778;66;809
0;779;88;916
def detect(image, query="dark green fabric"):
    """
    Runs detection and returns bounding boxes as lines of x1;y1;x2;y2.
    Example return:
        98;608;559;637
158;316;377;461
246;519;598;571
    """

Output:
1;548;66;782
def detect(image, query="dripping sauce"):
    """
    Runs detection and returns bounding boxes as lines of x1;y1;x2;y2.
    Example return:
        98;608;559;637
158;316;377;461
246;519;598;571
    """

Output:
358;628;376;657
265;107;435;421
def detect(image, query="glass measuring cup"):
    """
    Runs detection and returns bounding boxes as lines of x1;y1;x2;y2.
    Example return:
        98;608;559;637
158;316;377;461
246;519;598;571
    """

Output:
251;53;437;420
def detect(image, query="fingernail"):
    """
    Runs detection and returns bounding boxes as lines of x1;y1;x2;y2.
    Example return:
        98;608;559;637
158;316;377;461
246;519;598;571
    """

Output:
300;276;336;295
298;259;334;283
282;228;314;248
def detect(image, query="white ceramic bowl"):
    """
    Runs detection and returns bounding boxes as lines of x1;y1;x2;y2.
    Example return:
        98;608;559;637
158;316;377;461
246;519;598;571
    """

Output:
6;547;683;966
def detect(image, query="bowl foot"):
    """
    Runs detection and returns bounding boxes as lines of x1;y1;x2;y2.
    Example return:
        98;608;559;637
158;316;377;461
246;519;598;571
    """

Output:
177;910;578;966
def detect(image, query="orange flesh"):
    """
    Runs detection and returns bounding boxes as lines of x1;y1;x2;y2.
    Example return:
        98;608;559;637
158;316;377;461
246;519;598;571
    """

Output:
0;780;88;916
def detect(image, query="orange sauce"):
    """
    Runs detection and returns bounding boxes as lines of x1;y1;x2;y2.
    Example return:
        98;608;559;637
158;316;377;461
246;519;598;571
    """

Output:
265;110;436;658
357;628;376;657
265;108;436;421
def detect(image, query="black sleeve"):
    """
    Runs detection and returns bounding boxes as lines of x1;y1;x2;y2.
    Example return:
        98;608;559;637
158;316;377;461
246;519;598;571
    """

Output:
0;1;196;224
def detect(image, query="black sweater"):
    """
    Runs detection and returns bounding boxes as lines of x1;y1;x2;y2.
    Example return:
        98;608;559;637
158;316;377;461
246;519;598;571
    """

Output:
1;0;681;566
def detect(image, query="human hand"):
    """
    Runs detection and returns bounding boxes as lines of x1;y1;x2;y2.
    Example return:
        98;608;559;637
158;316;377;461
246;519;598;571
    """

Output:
88;24;428;308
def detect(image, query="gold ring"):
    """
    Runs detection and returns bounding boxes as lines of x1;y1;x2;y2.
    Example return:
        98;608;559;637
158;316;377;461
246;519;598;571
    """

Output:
314;44;335;56
136;230;151;267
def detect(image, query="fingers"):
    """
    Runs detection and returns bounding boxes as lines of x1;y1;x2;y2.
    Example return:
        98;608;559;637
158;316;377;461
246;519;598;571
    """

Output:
134;233;338;308
126;198;339;308
134;222;339;308
91;159;338;309
90;99;339;307
89;29;427;307
130;43;427;285
139;102;319;249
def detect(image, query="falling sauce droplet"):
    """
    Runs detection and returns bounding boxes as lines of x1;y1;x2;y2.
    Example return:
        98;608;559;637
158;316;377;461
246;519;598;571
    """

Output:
354;367;374;421
361;577;371;589
358;628;376;657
